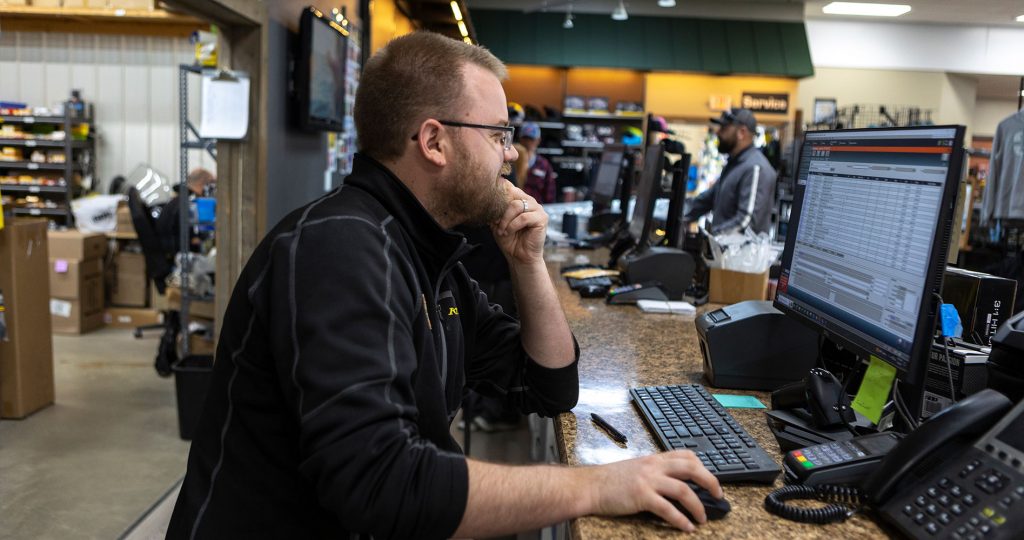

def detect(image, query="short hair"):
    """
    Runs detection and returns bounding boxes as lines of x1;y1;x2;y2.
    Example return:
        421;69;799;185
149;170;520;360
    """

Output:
354;31;508;161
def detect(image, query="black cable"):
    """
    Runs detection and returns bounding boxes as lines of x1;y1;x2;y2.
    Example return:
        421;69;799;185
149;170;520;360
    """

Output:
764;484;866;524
838;362;864;436
893;380;919;431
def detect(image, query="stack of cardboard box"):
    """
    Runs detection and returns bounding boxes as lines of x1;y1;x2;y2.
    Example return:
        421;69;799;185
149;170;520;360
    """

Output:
0;219;56;418
48;229;107;334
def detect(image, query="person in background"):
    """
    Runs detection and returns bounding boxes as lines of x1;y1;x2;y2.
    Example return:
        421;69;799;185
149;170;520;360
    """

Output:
168;31;721;539
514;121;558;203
155;167;215;255
683;108;777;235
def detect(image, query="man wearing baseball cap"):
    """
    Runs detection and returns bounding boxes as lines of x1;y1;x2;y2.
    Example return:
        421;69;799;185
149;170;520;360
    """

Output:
684;108;777;235
514;121;558;203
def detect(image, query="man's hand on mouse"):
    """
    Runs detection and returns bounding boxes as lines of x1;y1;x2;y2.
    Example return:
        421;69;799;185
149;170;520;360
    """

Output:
492;182;547;267
580;450;723;532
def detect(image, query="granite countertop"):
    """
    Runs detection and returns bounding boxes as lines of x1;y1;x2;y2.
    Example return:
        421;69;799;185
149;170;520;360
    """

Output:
544;247;887;539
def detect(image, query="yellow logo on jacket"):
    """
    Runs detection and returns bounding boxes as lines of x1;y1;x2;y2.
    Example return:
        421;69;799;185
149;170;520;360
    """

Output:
448;307;459;316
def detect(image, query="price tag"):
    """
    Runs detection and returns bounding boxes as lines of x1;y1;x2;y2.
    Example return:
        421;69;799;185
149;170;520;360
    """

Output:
29;186;40;193
24;117;35;124
25;140;36;147
27;163;39;170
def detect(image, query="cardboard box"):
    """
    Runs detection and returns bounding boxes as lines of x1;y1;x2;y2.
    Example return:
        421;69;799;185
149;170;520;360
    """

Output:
167;287;215;319
709;268;769;305
0;219;55;418
49;258;103;299
114;202;135;235
103;307;163;328
47;229;106;261
942;267;1017;346
111;251;148;307
50;298;105;334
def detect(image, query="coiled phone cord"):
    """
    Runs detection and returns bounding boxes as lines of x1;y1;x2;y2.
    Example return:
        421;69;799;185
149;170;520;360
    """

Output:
764;484;867;524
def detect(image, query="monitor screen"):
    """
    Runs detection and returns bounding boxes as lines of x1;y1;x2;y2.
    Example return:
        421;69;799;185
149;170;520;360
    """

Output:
592;145;624;207
774;126;964;382
298;8;347;131
628;144;666;248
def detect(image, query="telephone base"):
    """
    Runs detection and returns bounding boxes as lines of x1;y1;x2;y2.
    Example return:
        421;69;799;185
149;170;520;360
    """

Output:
766;408;860;453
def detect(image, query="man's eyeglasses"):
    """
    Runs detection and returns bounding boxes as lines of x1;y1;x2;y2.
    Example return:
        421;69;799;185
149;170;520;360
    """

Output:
412;120;516;151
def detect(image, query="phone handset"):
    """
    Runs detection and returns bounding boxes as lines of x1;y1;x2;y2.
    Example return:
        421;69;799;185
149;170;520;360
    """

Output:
765;389;1013;524
862;388;1012;505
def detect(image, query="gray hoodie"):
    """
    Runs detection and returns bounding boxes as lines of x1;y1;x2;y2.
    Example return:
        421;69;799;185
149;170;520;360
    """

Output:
981;110;1024;225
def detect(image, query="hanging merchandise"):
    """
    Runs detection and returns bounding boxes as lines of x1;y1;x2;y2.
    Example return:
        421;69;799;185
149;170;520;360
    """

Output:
191;27;218;67
980;110;1024;225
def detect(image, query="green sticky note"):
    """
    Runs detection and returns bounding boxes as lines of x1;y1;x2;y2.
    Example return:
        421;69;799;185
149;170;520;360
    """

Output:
851;355;897;424
713;394;766;409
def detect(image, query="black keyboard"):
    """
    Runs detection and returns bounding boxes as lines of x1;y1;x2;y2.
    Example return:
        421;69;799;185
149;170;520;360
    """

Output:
631;384;781;484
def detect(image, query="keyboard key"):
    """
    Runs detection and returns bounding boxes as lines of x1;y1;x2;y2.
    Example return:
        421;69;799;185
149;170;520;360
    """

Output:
715;463;744;472
925;522;939;535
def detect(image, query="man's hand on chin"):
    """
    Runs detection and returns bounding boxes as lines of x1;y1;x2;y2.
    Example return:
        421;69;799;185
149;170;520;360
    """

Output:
492;182;547;268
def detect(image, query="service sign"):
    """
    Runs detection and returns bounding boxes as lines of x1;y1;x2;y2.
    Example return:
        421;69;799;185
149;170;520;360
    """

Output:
740;93;789;114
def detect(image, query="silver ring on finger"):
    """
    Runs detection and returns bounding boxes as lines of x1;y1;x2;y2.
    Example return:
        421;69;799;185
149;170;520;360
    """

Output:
521;199;529;213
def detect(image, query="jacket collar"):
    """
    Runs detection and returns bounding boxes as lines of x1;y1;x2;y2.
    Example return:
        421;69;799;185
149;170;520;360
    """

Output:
344;153;472;270
727;144;759;165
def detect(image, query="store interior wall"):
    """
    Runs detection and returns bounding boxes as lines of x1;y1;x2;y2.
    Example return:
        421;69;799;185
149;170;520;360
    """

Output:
974;99;1021;137
937;73;978;143
264;0;359;230
370;0;415;54
645;72;796;128
0;31;216;194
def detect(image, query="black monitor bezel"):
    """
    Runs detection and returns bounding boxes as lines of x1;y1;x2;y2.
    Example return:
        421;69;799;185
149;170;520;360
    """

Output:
628;143;666;250
297;6;348;132
773;125;966;399
591;144;625;208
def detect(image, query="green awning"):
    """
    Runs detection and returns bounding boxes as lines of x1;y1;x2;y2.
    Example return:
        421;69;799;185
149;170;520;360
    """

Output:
472;10;814;78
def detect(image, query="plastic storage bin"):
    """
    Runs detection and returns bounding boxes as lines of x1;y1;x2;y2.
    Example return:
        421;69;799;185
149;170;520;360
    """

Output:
172;354;214;440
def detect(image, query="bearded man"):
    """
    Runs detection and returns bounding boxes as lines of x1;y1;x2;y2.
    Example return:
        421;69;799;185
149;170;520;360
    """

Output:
684;108;778;235
169;31;722;539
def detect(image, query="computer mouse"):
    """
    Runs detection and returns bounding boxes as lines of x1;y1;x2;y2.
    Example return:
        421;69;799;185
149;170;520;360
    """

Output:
644;482;730;524
683;481;731;521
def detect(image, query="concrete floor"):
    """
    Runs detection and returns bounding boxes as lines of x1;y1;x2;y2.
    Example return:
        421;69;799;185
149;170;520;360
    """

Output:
0;327;536;539
0;327;189;539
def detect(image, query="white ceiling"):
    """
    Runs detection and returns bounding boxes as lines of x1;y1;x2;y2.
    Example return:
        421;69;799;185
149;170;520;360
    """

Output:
468;1;1024;27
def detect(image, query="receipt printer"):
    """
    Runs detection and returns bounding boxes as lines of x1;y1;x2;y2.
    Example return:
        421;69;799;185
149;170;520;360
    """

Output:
696;301;819;391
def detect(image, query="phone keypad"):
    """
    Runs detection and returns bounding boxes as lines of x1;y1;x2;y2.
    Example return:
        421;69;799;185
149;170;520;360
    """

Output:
791;440;863;466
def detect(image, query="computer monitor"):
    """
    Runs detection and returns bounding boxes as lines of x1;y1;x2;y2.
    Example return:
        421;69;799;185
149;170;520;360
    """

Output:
774;125;966;423
591;145;625;210
628;143;666;250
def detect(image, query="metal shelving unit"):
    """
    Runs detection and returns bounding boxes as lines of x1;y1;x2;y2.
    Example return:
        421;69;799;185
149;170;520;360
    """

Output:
0;102;95;225
177;64;217;358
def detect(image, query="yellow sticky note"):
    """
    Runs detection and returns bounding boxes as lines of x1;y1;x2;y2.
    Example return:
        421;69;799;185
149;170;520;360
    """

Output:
0;197;5;231
851;355;897;424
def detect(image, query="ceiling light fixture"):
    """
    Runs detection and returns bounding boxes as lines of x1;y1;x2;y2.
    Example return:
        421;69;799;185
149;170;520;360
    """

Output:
611;0;628;21
822;2;911;17
451;1;463;21
658;0;676;7
458;20;469;37
1016;14;1024;22
463;37;472;44
563;12;574;29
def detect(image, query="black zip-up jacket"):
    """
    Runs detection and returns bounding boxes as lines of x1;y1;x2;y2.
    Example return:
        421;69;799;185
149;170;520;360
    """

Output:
167;154;580;539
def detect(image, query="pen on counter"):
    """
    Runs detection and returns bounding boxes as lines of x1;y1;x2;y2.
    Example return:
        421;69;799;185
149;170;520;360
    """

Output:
591;413;628;444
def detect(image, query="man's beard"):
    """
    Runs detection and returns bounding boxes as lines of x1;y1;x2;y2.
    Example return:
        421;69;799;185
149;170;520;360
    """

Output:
717;135;735;155
436;142;510;227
